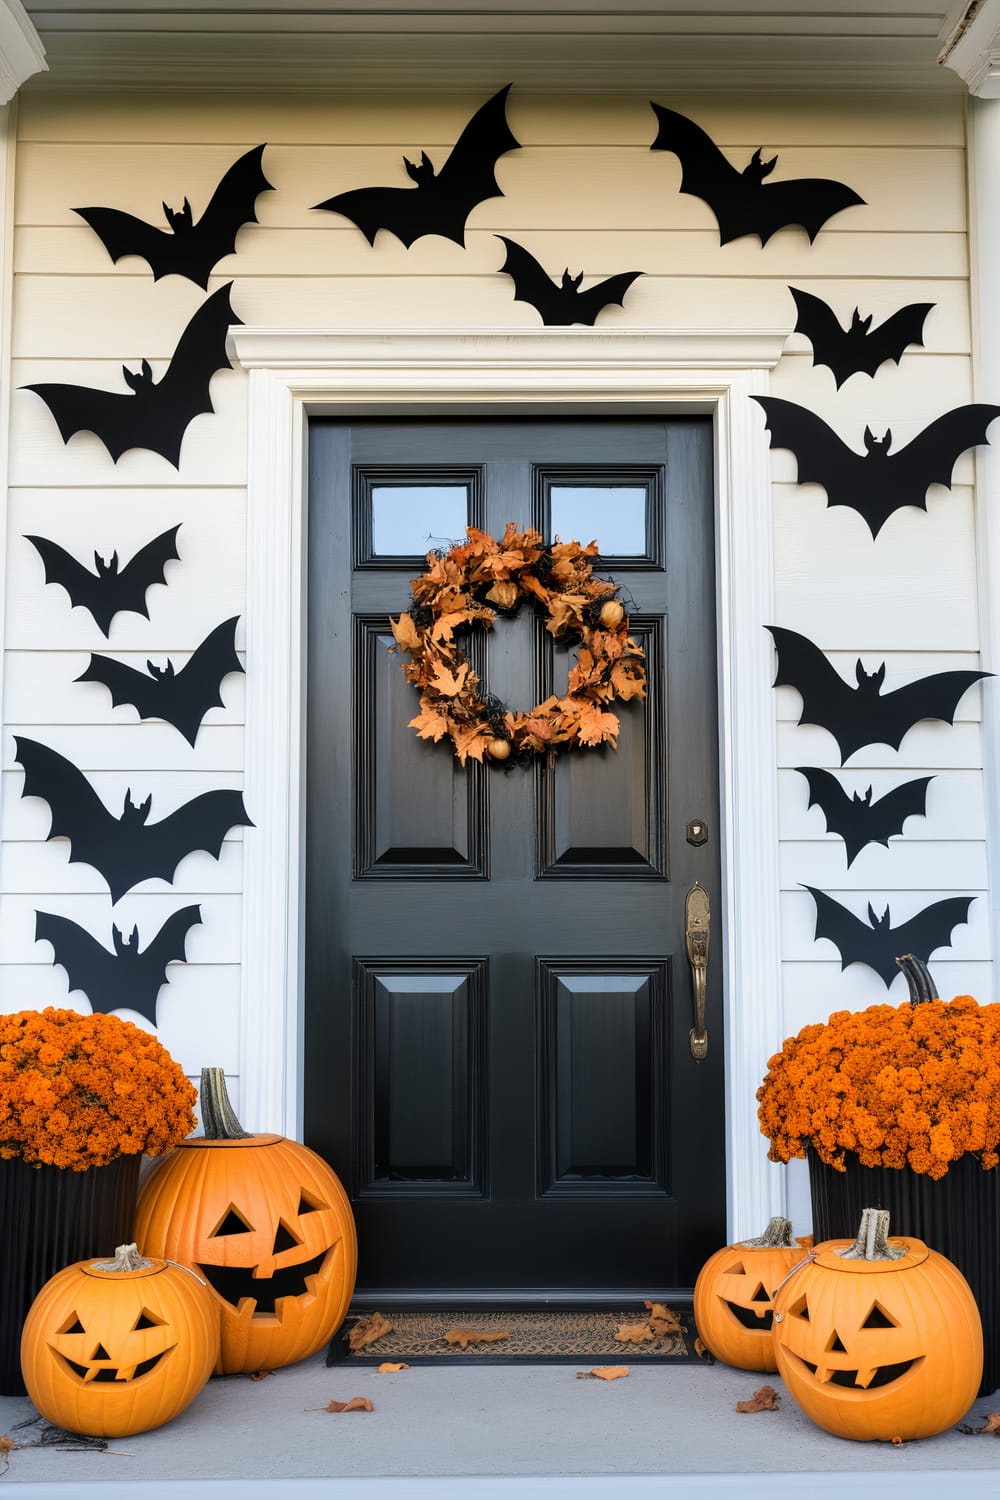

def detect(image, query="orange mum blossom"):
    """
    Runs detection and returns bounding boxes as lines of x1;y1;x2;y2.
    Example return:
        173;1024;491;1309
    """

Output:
756;955;1000;1181
0;1008;196;1171
389;524;646;765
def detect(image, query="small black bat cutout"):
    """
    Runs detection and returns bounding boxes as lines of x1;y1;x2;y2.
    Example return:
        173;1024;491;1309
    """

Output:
24;525;181;638
23;282;243;467
796;767;934;867
74;145;272;289
495;236;642;326
648;104;865;245
788;288;934;388
752;395;1000;538
767;626;990;763
35;905;202;1027
803;884;974;988
76;617;243;747
14;736;253;903
313;84;519;248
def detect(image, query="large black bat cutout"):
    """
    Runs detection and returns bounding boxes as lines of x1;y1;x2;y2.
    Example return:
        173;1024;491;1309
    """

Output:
495;236;642;326
14;736;253;903
74;145;272;289
24;525;181;638
23;282;243;467
751;395;1000;538
312;84;519;248
76;616;243;747
789;288;934;388
803;885;974;987
767;626;990;763
796;766;934;867
649;104;865;245
35;905;202;1026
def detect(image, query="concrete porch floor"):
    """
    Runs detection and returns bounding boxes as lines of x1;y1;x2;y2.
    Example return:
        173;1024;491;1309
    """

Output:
1;1351;999;1498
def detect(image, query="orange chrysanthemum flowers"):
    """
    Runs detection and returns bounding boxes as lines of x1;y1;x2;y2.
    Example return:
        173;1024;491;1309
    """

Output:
757;994;1000;1180
0;1007;196;1170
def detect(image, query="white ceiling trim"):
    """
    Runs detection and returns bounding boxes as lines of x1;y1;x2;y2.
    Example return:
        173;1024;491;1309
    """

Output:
938;0;1000;94
0;0;44;102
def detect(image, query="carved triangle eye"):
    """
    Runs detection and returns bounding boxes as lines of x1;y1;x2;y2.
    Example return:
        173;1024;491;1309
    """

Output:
132;1308;165;1331
298;1189;329;1215
211;1206;253;1237
272;1220;302;1254
59;1315;86;1335
788;1295;809;1321
862;1301;898;1330
725;1261;746;1276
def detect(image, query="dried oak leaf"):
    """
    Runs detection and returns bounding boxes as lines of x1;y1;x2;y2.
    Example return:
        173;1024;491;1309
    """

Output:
736;1385;781;1413
614;1321;654;1345
347;1311;394;1352
644;1301;684;1336
576;1366;629;1381
377;1363;410;1374
443;1329;510;1351
325;1398;374;1413
960;1412;1000;1435
248;1369;275;1381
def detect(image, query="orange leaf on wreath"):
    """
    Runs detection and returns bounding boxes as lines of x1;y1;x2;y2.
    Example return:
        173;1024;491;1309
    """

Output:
409;705;451;742
451;723;491;766
429;660;470;697
575;704;621;747
390;613;422;653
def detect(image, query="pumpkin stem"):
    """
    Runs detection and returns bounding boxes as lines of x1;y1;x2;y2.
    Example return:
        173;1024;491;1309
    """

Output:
90;1243;153;1273
896;953;938;1007
199;1066;251;1140
740;1216;796;1249
837;1207;906;1262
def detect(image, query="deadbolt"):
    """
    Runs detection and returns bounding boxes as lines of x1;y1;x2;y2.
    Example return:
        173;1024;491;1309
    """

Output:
686;818;709;847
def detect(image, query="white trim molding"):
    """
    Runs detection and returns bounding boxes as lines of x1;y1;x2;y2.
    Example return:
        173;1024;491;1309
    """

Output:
0;0;44;102
939;0;1000;94
229;325;789;1240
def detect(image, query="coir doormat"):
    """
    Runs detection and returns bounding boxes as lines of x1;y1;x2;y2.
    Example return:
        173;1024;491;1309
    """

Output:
328;1304;711;1366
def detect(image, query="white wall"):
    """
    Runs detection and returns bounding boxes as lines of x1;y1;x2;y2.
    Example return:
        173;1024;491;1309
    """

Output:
0;88;988;1201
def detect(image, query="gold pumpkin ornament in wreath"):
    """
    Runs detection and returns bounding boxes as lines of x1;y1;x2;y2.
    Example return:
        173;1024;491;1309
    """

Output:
390;524;646;765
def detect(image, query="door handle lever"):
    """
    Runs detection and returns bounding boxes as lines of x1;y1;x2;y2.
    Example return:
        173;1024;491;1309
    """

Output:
685;882;710;1061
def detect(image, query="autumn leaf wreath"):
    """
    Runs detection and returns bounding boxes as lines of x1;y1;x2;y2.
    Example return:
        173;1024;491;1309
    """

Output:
390;524;646;765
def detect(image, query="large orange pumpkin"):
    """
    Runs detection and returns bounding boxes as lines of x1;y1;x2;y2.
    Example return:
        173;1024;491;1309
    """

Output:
20;1243;217;1438
134;1068;357;1375
772;1207;983;1441
693;1216;806;1371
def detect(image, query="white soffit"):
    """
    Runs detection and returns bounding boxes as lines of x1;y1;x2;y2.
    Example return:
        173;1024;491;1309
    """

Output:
21;2;964;93
938;0;1000;95
0;0;44;101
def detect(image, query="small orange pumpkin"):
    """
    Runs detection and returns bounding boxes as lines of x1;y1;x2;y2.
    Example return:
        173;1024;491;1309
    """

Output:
772;1207;983;1441
20;1243;216;1438
134;1068;357;1376
693;1216;805;1371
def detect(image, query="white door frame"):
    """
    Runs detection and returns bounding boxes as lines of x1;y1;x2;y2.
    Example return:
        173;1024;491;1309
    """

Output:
228;325;788;1241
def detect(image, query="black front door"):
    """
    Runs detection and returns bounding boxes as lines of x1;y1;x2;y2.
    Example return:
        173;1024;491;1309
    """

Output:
305;416;724;1300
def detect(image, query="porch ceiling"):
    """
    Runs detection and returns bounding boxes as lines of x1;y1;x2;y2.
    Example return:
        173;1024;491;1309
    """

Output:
16;1;986;93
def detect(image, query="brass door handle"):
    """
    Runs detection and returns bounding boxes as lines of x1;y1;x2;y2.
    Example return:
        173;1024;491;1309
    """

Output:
686;882;710;1061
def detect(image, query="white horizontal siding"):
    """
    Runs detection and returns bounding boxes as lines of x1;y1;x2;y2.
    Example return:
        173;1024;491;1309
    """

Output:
2;86;990;1176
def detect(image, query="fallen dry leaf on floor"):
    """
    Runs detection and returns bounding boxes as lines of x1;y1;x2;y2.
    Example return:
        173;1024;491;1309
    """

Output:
348;1311;394;1352
324;1398;375;1413
443;1329;509;1350
0;1436;12;1476
614;1320;653;1344
576;1366;629;1381
694;1337;709;1359
959;1412;1000;1435
644;1301;684;1336
377;1363;410;1373
248;1369;275;1381
736;1385;781;1413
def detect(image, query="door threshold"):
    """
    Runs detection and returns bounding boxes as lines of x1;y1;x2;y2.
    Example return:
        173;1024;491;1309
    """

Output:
350;1289;694;1311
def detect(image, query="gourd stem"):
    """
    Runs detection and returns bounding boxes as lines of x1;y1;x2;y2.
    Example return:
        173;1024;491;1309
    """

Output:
741;1216;796;1249
896;953;938;1008
199;1066;251;1140
836;1207;906;1262
91;1242;153;1272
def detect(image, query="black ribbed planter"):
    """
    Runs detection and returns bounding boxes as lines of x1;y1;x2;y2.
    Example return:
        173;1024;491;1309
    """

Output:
809;1150;1000;1397
0;1154;140;1397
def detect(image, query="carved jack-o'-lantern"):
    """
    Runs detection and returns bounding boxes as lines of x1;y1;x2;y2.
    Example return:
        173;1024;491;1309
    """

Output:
134;1068;357;1375
20;1243;217;1438
772;1208;983;1441
693;1217;806;1371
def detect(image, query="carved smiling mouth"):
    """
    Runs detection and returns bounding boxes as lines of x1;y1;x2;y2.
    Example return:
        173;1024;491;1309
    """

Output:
789;1351;923;1389
725;1301;774;1331
55;1349;171;1383
197;1247;331;1315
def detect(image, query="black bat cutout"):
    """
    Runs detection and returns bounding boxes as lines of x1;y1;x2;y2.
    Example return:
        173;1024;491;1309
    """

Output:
803;885;974;988
796;767;934;867
495;236;642;326
788;288;934;388
24;525;181;638
35;905;202;1026
313;84;520;248
767;626;991;763
76;616;243;748
23;282;243;468
14;736;253;904
752;395;1000;538
649;104;865;245
74;145;272;289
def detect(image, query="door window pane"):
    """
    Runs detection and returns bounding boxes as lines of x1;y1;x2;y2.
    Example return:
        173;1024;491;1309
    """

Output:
549;486;646;556
371;485;469;557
